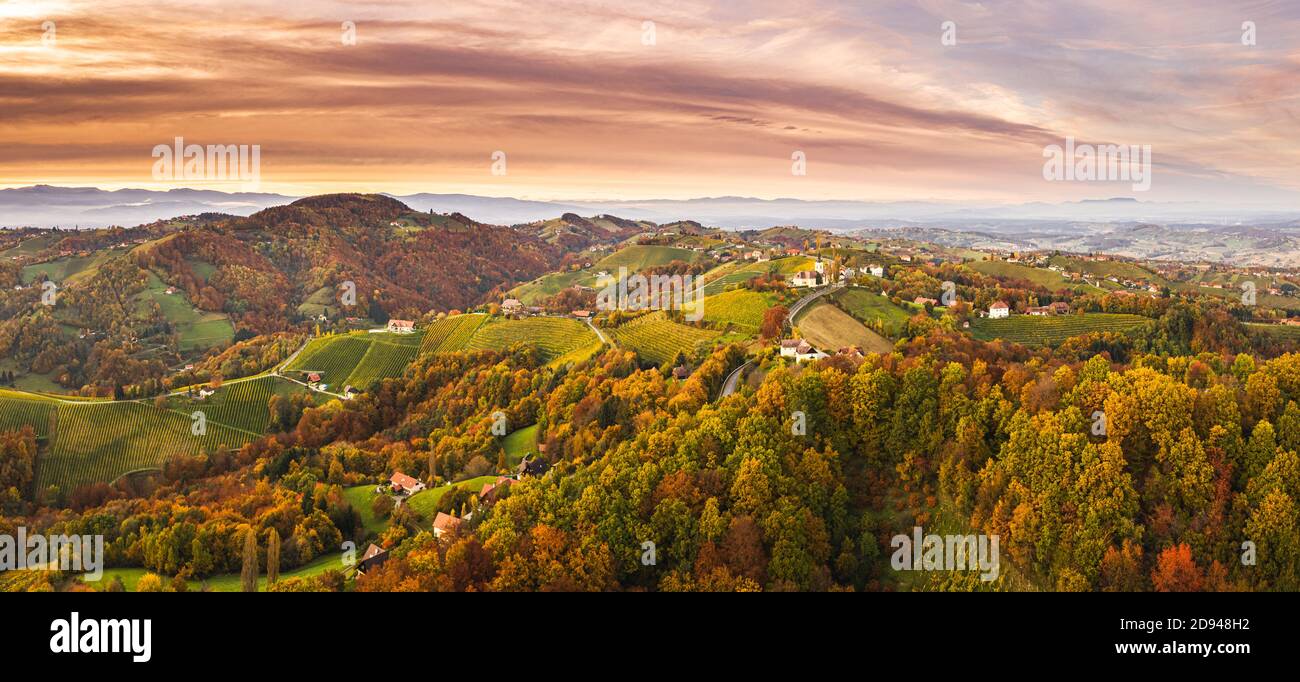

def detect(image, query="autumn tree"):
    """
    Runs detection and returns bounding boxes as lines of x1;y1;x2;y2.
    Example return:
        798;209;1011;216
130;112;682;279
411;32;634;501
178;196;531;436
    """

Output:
240;528;258;592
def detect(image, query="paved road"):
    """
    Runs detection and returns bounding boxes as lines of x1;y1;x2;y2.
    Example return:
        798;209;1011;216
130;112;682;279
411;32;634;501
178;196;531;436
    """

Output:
585;317;612;346
720;360;754;398
786;282;845;324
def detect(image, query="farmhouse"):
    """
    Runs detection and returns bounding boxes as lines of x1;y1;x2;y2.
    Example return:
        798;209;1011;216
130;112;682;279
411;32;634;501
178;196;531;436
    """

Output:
914;297;939;307
795;342;828;363
479;476;514;504
433;512;463;538
357;544;388;575
1026;306;1051;316
869;265;885;278
571;310;593;319
517;456;549;478
307;372;322;384
389;471;426;495
501;298;523;315
779;339;803;358
386;319;416;334
989;301;1010;319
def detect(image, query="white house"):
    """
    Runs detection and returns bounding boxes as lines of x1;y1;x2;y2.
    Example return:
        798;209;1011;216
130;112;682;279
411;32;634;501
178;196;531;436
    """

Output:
386;319;416;334
501;298;523;314
791;271;822;288
869;265;884;278
779;339;802;358
989;301;1010;319
794;341;828;363
814;260;828;274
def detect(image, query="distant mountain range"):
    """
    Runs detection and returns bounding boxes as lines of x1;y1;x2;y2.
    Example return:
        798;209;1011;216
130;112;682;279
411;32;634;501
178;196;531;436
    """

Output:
4;184;1300;230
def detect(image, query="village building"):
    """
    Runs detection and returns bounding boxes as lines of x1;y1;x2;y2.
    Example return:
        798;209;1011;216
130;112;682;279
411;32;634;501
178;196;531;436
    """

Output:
501;298;523;315
869;265;885;278
389;471;426;496
479;477;515;504
989;301;1010;319
356;544;388;575
386;319;416;334
791;271;822;288
517;456;549;478
915;297;939;307
433;512;463;538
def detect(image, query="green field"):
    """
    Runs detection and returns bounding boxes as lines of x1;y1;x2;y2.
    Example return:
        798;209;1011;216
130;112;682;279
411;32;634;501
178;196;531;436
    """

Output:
502;424;539;466
971;313;1149;346
91;551;346;592
461;317;600;364
419;314;487;354
510;245;702;305
969;260;1074;290
594;244;700;272
607;311;722;365
405;475;499;518
20;249;126;286
833;288;917;338
343;485;390;537
134;272;234;351
1249;323;1300;341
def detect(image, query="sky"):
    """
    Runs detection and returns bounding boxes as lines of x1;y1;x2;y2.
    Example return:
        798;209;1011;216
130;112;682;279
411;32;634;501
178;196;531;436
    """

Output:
1;0;1299;205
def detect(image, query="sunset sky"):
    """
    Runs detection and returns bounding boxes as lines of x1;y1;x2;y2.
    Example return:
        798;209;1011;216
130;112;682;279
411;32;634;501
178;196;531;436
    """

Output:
2;0;1299;205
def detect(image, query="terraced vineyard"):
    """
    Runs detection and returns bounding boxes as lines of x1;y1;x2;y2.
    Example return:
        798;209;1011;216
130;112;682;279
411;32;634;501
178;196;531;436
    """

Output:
40;401;254;490
284;335;371;386
971;313;1149;346
607;311;721;365
0;390;57;439
193;376;279;433
463;317;600;363
349;341;419;387
419;314;487;354
692;289;777;332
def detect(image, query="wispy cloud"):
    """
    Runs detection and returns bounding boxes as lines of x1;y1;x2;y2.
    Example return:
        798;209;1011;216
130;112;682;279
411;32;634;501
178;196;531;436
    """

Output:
1;0;1298;204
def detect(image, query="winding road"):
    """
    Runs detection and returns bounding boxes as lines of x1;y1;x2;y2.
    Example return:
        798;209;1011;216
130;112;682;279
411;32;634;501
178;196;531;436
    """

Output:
720;360;753;398
785;282;845;325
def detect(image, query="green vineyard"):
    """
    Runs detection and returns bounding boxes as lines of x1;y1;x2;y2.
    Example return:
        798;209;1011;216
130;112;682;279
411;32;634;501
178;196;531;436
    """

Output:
40;401;255;491
349;341;419;388
607;311;721;365
419;314;487;354
0;390;57;439
694;289;777;331
285;335;372;386
463;317;600;363
971;313;1149;346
